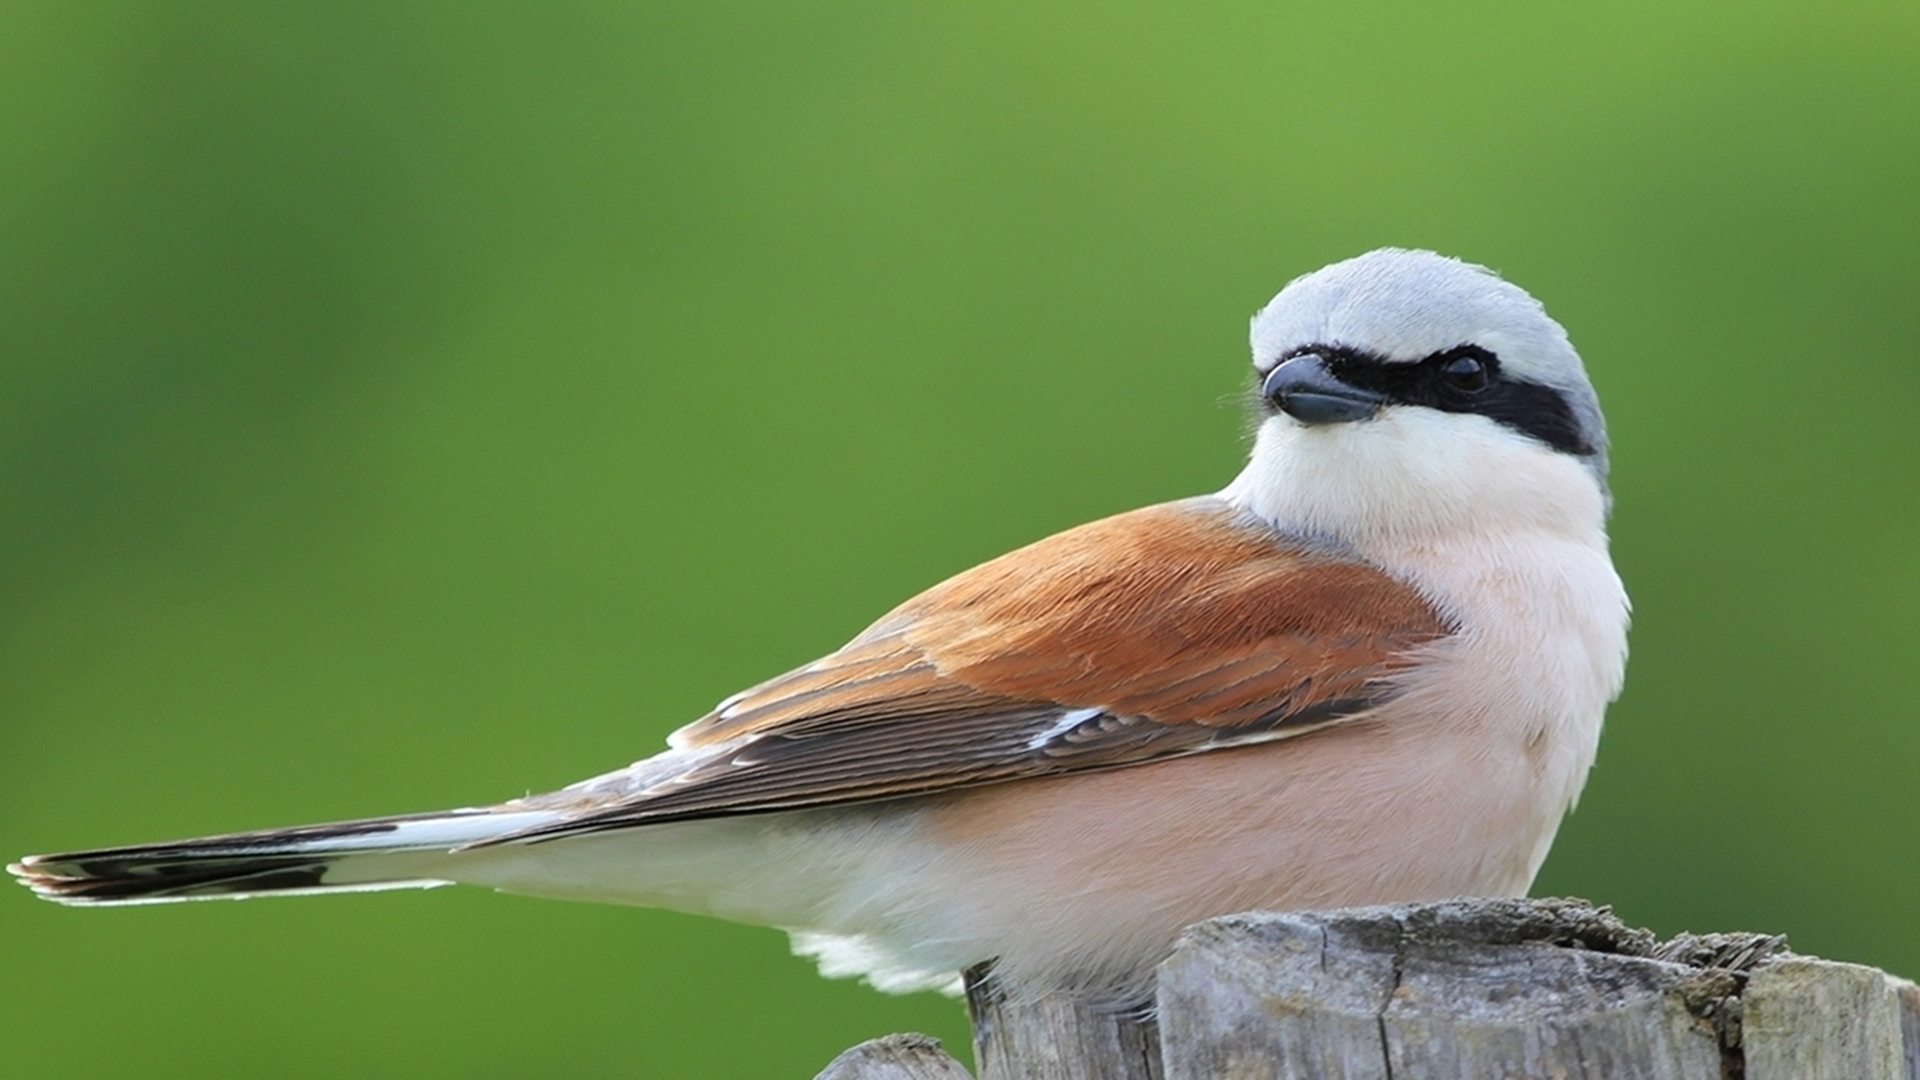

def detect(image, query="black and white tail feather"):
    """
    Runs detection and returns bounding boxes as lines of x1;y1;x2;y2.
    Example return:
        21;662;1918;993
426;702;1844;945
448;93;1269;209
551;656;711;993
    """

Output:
10;808;568;906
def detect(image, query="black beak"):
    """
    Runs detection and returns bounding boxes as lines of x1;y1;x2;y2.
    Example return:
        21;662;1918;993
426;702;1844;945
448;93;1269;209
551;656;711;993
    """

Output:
1262;354;1386;425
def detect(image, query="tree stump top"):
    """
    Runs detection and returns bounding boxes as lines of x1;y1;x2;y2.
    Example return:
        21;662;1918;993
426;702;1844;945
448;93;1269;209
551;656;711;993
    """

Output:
818;898;1919;1080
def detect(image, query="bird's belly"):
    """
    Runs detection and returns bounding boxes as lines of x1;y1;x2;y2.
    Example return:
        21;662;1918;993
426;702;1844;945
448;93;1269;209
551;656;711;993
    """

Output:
799;712;1562;996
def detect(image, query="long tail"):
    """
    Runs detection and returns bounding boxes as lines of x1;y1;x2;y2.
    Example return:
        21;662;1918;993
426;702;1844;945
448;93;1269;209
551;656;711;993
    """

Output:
9;808;567;906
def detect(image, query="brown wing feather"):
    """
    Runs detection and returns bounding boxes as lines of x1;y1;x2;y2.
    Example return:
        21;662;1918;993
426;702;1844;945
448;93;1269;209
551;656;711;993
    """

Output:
493;498;1451;842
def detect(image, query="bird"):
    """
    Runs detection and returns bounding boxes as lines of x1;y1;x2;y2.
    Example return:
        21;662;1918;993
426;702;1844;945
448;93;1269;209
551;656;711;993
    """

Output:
11;249;1629;1002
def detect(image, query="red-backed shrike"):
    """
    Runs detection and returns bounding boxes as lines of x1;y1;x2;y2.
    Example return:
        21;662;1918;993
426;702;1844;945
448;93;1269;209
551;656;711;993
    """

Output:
13;249;1628;999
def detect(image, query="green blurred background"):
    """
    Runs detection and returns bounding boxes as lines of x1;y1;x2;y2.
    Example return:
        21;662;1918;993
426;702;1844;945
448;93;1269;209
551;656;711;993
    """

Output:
3;1;1915;1075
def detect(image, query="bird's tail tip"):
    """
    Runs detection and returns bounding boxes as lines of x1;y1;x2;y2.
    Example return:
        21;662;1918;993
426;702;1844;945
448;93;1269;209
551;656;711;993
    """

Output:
10;807;564;907
11;850;372;906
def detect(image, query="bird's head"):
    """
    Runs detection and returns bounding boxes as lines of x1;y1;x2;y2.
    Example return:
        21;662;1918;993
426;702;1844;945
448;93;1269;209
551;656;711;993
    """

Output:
1225;249;1611;549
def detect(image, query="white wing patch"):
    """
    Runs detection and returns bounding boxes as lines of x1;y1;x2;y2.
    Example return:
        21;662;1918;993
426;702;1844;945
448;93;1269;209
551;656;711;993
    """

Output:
1024;707;1107;751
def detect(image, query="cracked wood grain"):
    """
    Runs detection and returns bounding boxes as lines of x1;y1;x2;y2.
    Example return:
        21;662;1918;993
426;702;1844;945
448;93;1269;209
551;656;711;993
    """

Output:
963;964;1162;1080
1742;959;1908;1080
1156;902;1726;1080
821;899;1920;1079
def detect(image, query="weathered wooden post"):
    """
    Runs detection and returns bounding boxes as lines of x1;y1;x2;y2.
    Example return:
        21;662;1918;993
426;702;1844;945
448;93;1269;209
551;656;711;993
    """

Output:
962;962;1161;1080
817;898;1920;1080
816;1034;976;1080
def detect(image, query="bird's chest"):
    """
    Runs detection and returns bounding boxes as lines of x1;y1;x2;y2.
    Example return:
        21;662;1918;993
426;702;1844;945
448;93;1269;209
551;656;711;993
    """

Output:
1379;532;1629;854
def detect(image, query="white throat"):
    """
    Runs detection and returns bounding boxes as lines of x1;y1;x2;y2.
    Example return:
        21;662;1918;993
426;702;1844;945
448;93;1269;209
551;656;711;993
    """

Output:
1221;411;1611;557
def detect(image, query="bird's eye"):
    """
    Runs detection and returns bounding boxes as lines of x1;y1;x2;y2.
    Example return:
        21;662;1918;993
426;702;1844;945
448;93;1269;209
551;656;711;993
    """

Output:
1438;354;1489;393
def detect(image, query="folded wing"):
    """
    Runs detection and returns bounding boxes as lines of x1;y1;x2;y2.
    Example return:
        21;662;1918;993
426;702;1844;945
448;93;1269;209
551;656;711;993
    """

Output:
493;498;1453;842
